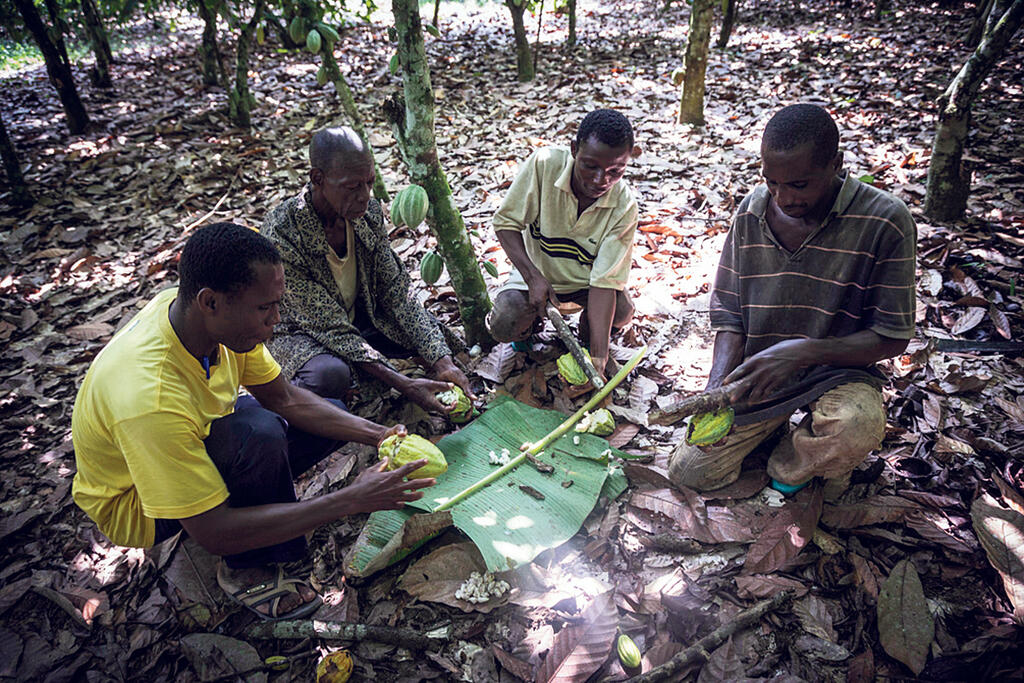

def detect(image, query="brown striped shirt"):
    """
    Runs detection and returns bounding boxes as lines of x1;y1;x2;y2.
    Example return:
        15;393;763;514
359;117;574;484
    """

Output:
710;173;916;363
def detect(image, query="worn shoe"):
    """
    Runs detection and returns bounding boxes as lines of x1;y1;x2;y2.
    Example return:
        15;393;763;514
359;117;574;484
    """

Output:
769;478;810;496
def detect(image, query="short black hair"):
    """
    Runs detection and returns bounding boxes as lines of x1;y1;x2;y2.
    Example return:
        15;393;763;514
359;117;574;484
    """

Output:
762;104;839;167
309;126;370;175
177;222;282;303
576;109;634;150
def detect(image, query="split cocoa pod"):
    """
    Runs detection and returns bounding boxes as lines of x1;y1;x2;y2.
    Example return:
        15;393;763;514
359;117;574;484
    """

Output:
436;385;475;423
685;407;735;446
378;434;447;479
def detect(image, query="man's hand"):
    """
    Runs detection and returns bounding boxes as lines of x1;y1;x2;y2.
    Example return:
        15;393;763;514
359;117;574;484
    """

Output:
402;376;458;413
526;274;558;318
723;338;812;406
377;423;407;447
431;356;476;400
343;458;435;513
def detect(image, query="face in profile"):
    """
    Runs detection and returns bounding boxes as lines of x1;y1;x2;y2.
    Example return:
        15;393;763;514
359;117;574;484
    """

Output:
208;262;285;353
313;158;375;222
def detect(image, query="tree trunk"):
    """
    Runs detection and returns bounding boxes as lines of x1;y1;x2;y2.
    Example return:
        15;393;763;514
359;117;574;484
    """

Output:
320;48;389;202
717;0;737;48
432;0;441;27
79;0;112;88
924;0;1024;221
966;0;996;46
229;0;265;129
43;0;72;70
0;111;33;206
388;0;493;347
13;0;90;134
197;0;226;86
567;0;576;47
505;0;534;82
678;0;715;125
872;0;890;21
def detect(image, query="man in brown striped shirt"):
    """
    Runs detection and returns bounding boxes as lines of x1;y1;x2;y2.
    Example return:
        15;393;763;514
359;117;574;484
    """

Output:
669;104;916;499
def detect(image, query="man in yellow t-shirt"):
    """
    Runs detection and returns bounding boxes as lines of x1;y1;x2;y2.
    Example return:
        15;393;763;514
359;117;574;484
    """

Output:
489;109;640;379
72;223;433;621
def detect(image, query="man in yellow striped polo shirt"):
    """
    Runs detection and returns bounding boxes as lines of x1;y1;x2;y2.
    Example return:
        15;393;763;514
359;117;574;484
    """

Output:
669;104;916;499
488;109;640;379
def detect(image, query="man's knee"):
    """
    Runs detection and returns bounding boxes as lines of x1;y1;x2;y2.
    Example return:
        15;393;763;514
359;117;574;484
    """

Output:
293;354;352;400
668;442;738;492
207;403;289;476
814;383;886;451
488;290;535;342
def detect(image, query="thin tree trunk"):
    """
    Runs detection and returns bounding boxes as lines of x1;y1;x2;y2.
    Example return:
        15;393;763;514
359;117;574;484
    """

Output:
924;0;1024;221
717;0;738;48
678;0;715;125
432;0;441;26
388;0;492;347
567;0;576;47
43;0;72;70
229;0;265;129
320;48;389;201
532;0;543;73
197;0;225;86
505;0;534;82
987;0;1013;34
13;0;90;134
0;111;33;206
79;0;112;88
966;0;996;46
872;0;890;21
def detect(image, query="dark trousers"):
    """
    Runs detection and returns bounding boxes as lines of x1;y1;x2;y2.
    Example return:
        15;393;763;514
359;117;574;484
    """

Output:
152;395;344;568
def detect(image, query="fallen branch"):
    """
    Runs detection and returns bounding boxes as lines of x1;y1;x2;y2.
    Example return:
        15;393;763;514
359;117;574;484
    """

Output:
648;381;739;426
245;620;450;650
624;590;794;682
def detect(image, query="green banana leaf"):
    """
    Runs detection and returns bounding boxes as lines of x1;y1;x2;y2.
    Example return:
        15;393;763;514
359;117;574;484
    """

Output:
345;396;628;576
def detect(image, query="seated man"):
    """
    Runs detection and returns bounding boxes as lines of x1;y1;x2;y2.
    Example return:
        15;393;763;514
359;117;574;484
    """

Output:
488;109;640;378
669;104;916;498
262;127;472;414
72;223;433;620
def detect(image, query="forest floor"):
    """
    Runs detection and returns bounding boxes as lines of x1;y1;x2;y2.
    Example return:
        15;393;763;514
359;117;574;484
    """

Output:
1;0;1024;681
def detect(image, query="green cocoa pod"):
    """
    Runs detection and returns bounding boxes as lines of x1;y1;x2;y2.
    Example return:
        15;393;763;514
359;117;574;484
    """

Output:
390;197;405;227
288;16;306;44
317;22;340;44
617;634;642;670
256;24;265;46
316;64;328;86
421;250;444;285
686;407;735;446
395;184;429;227
575;408;615;436
557;349;591;386
389;52;400;75
306;28;322;54
437;385;474;423
378;434;447;479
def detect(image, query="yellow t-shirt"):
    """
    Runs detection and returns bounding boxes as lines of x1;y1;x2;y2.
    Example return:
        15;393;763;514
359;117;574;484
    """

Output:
71;288;281;548
324;219;358;323
493;146;638;293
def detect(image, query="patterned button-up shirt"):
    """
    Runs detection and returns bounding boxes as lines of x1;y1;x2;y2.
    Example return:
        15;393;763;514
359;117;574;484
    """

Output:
262;186;455;380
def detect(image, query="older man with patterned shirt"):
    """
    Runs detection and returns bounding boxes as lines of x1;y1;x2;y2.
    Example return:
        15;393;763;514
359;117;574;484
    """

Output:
262;127;472;414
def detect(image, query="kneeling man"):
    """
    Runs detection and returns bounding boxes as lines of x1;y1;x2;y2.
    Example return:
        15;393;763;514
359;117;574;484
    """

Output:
669;104;916;498
72;223;432;620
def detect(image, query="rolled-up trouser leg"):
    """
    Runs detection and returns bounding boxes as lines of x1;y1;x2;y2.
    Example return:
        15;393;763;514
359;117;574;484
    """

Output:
203;396;343;568
668;414;790;491
766;382;886;486
487;289;541;342
291;353;352;400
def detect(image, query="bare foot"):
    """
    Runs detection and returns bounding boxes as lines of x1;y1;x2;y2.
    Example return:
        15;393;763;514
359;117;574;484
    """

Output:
218;564;318;618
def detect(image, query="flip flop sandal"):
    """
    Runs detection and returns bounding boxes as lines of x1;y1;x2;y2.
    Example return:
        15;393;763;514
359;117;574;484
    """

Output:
217;564;323;621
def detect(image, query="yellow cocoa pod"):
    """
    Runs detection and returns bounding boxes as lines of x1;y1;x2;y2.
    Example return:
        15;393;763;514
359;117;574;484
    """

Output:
575;408;615;436
556;349;591;386
378;434;447;479
437;385;474;424
617;634;642;670
686;407;735;446
315;650;353;683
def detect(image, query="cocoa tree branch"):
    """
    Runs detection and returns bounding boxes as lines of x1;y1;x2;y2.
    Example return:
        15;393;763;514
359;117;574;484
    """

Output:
648;382;741;426
624;591;794;682
245;620;451;650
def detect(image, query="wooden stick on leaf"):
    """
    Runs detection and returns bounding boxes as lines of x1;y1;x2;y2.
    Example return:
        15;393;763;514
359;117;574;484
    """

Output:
432;345;647;513
647;380;741;426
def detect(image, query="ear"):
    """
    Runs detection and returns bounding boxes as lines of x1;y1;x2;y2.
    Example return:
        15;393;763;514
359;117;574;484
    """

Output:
195;288;218;315
310;167;324;187
570;140;578;158
831;150;843;173
631;144;643;159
